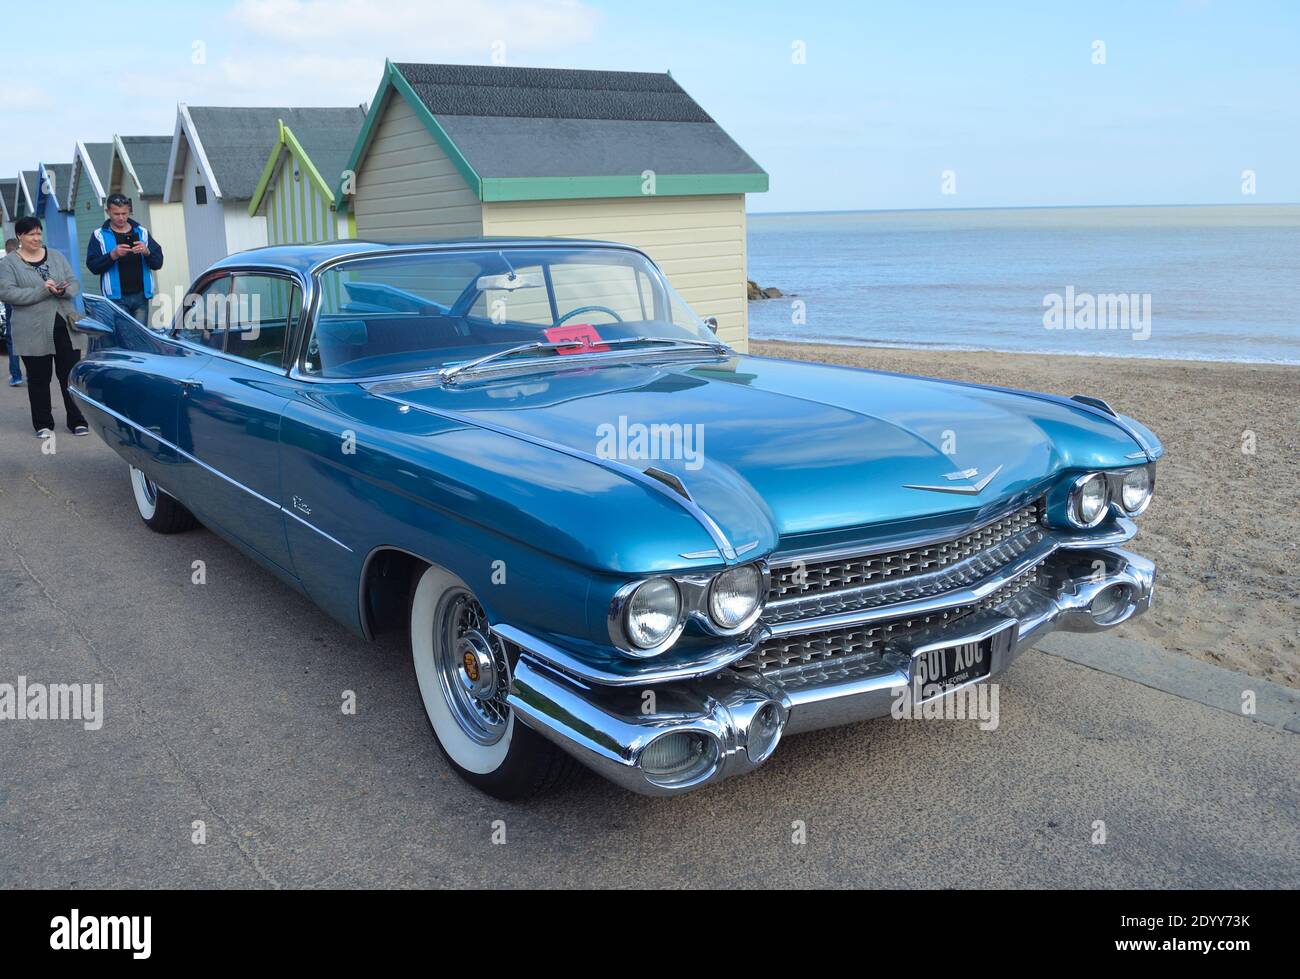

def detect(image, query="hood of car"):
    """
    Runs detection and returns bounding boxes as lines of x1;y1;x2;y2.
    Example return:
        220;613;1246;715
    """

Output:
372;353;1150;558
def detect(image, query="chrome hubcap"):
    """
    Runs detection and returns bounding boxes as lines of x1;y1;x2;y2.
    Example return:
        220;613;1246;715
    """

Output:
435;590;510;745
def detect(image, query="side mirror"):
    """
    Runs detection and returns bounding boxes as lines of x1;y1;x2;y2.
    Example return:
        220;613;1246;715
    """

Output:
703;316;720;334
72;317;115;337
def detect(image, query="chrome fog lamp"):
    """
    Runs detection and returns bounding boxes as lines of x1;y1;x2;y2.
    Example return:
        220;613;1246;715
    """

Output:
1069;473;1110;528
707;563;765;631
1120;466;1154;515
1090;583;1133;625
638;731;718;784
746;701;784;764
621;577;683;653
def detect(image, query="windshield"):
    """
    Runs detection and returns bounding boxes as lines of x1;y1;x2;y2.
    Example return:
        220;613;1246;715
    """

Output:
303;246;717;379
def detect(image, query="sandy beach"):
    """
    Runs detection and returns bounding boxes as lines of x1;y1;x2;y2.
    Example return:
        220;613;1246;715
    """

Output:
752;340;1300;688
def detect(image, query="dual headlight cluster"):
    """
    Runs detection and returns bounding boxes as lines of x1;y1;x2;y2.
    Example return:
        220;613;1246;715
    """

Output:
1068;464;1155;528
611;564;767;657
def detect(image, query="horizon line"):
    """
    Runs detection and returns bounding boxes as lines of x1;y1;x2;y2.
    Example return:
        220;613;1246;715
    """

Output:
747;201;1300;217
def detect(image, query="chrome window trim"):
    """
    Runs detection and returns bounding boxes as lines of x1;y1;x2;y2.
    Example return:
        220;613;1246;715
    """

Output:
159;264;313;377
68;387;351;553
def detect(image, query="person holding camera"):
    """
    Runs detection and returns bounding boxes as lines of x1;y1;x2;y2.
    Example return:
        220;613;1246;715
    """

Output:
0;218;88;437
85;193;164;324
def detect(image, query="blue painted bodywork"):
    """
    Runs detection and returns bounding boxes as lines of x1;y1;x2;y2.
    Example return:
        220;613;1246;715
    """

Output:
69;240;1164;677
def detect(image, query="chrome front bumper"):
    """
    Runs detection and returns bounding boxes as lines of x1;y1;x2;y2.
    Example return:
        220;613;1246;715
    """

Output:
501;545;1155;797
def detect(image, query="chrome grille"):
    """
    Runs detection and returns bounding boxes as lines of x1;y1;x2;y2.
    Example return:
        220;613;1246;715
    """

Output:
769;501;1044;603
741;559;1044;682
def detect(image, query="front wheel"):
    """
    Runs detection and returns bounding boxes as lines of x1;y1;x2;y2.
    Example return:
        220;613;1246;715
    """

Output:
129;465;198;533
409;564;580;800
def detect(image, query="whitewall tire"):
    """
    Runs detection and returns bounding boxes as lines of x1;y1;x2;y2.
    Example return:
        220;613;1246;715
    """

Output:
129;465;198;534
408;564;580;799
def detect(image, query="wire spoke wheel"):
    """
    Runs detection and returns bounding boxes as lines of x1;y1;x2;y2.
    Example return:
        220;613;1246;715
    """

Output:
434;589;511;745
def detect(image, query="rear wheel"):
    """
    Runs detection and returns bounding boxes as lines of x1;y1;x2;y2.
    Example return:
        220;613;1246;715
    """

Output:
409;564;580;800
129;465;198;534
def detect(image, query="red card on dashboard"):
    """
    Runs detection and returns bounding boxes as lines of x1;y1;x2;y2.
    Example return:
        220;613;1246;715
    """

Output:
544;323;609;354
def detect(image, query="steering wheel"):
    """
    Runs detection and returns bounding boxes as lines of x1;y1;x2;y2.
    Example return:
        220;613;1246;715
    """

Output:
555;305;623;326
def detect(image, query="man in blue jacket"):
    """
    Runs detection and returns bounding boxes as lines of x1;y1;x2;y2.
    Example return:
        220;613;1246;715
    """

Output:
86;193;164;323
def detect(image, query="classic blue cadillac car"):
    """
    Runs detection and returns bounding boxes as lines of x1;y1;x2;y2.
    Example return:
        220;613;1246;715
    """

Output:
68;239;1160;799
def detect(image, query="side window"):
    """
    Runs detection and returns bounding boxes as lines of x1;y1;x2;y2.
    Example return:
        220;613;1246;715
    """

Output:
224;274;300;367
176;276;232;350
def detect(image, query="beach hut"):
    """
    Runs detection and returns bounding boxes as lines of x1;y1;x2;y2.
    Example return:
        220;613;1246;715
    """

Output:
69;141;115;272
164;104;372;275
339;62;768;349
35;162;81;285
0;179;16;239
109;134;192;307
248;111;366;246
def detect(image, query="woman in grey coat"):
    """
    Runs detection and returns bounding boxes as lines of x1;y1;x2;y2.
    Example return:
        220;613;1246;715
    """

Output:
0;217;89;438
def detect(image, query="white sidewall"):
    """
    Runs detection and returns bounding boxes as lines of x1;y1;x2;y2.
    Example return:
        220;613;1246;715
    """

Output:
410;565;514;775
129;466;157;521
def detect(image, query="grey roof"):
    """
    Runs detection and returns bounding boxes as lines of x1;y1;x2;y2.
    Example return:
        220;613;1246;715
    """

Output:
0;179;15;218
42;163;72;210
392;63;764;180
20;171;38;208
119;135;173;198
79;142;115;200
281;109;366;192
187;106;367;201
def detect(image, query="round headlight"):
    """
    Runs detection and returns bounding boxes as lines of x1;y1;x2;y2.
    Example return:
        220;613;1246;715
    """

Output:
708;564;764;630
624;577;682;651
1120;467;1153;515
1070;473;1110;527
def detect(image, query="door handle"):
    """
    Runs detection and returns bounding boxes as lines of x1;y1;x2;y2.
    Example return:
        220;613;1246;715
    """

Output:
181;378;203;396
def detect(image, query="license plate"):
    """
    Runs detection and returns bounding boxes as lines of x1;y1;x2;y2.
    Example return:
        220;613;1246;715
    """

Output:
912;639;992;697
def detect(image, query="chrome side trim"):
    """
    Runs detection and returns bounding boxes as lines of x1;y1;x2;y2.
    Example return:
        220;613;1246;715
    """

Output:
69;388;351;553
367;391;741;562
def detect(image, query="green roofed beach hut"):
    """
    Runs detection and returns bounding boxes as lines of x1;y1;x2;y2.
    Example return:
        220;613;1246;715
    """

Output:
110;134;192;310
249;109;366;246
339;61;768;349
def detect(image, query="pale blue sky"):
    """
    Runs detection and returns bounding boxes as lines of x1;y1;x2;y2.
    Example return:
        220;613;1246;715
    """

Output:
3;0;1296;212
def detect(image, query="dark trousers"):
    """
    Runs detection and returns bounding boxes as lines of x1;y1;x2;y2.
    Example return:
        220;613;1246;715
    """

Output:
21;319;87;432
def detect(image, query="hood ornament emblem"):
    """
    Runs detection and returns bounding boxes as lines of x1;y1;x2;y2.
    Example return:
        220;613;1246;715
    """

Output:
905;464;1003;495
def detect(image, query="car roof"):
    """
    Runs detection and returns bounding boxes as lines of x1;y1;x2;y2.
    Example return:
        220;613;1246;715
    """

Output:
207;237;648;276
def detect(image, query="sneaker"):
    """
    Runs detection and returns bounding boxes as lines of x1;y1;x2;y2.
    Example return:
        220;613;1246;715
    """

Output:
34;428;53;439
71;425;89;436
7;378;21;387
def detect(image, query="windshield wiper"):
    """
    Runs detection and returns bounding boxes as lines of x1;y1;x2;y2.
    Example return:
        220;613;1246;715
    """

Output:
439;335;731;385
439;340;588;384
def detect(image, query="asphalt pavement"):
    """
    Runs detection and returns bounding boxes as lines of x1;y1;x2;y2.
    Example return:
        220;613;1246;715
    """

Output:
1;379;1296;888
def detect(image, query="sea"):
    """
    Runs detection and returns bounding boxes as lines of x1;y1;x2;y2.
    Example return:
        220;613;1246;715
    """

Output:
745;205;1300;365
